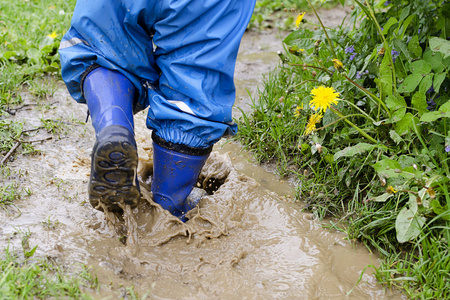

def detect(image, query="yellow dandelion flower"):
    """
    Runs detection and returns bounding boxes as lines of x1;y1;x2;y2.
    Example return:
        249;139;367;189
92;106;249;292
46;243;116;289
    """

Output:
386;186;398;194
299;49;305;52
305;112;323;135
309;86;340;113
47;31;58;39
295;12;306;28
332;58;344;70
294;104;304;117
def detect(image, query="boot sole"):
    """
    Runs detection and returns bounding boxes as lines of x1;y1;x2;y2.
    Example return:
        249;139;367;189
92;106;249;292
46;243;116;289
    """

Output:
88;126;140;212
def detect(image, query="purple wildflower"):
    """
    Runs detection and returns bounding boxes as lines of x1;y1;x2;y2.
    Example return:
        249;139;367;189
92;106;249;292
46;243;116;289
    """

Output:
427;99;437;111
446;145;450;153
427;86;435;94
391;50;400;63
349;53;357;61
364;70;369;74
418;29;421;34
384;1;391;6
345;45;355;54
356;71;362;79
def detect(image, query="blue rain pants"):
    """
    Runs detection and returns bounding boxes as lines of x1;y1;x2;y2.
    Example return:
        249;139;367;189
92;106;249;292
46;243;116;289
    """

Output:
59;0;256;148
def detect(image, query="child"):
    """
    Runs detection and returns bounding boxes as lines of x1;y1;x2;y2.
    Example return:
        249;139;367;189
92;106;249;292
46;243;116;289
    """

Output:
59;0;256;221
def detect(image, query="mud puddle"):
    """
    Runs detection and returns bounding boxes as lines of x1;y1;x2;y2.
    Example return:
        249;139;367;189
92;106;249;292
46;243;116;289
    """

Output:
1;30;404;299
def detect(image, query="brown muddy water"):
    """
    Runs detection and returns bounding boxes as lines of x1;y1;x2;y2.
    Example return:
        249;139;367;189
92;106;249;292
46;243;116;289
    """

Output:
1;31;405;299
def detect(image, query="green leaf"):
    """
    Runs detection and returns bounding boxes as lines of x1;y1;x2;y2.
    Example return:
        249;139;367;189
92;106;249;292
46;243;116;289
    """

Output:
39;36;54;48
26;48;41;65
420;111;444;122
2;51;17;60
333;143;384;161
398;155;416;169
24;245;38;258
430;36;450;59
409;60;432;75
408;35;422;58
283;28;314;49
399;14;415;38
398;5;411;23
382;17;398;35
372;158;414;179
411;92;428;116
439;100;450;113
386;95;407;122
386;95;407;110
430;200;450;221
393;39;412;61
395;113;417;136
371;193;394;203
419;74;433;94
379;54;393;97
398;74;422;93
433;72;447;93
300;143;310;153
391;109;406;123
396;196;426;243
389;130;404;144
423;49;445;73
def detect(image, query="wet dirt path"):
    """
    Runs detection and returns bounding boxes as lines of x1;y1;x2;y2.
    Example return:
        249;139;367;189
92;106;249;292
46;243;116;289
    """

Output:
1;30;404;299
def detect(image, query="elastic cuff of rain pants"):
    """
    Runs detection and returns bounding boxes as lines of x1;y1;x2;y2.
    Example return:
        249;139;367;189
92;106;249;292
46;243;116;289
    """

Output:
80;63;101;98
152;131;212;156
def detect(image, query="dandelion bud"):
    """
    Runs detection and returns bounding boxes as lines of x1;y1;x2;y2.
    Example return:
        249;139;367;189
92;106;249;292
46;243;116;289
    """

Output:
291;8;295;12
278;96;285;103
312;70;317;77
316;143;322;153
332;59;344;70
314;26;318;30
277;114;282;118
309;190;314;196
284;8;288;12
303;67;307;71
350;5;355;10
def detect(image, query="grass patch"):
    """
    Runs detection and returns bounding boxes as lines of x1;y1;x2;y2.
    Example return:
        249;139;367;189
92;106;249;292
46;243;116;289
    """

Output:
0;0;74;159
0;246;98;299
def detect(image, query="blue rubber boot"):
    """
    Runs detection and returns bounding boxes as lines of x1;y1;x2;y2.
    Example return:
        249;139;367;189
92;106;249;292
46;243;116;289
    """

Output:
151;132;212;222
84;67;140;212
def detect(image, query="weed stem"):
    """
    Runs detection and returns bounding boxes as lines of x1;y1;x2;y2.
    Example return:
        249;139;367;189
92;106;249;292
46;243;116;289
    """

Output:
330;107;378;144
305;0;337;58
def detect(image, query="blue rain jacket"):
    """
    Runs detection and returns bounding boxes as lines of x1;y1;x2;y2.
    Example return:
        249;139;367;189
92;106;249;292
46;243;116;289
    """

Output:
59;0;256;148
